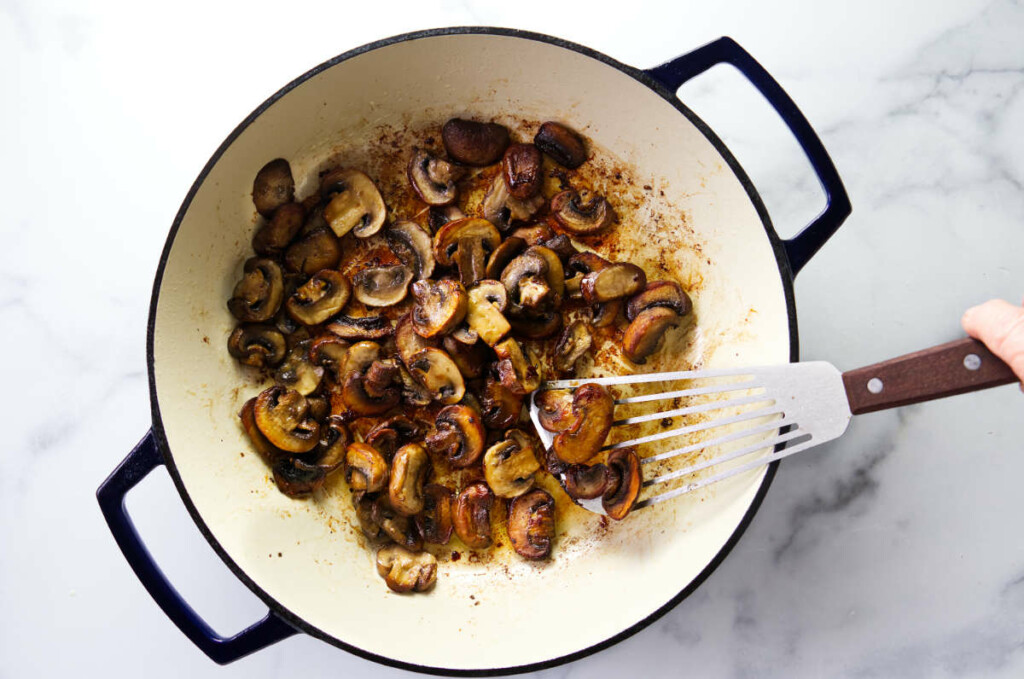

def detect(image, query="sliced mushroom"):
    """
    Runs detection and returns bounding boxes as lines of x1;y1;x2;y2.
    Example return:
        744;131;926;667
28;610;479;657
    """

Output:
508;223;554;246
388;443;431;516
493;338;540;395
310;416;349;473
480;376;524;429
371;496;423;552
450;324;479;345
376;545;437;593
252;158;294;217
397;362;434;406
406;347;466;404
253;386;320;454
481;173;544;230
239;398;286;466
344;442;389;493
551;383;614;464
410;279;467;338
320;168;386;238
386;221;435;280
622;307;682;364
452;481;494;549
453;236;488;286
484;236;526;279
443;335;488;379
466;281;511;347
626;280;693;320
227;324;287;368
567;251;611;275
483;431;540;498
408;149;461;205
228;258;285;323
508;311;563;340
273;340;324;395
326;314;393;340
581;263;647;304
534;389;575;433
603;447;642;520
283;227;342;275
308;336;349;382
432;218;501;268
415;484;454;545
551;189;613;235
352;265;413;307
563;462;617;500
424;404;486;468
501;246;564;314
592;300;623;328
534;121;587;169
272;459;326;497
553;320;592;372
540;234;578;264
502;143;543;199
306;395;330;421
395;312;438;363
363;358;401;399
366;415;422;460
428;205;466;232
441;118;510;166
285;270;351;325
507;488;556;560
252;202;305;256
341;341;401;415
353;492;381;540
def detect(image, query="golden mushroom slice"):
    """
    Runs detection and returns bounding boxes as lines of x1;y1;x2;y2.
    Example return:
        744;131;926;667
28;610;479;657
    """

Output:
480;376;524;429
340;342;401;415
534;121;587;169
551;383;614;465
562;462;618;500
603;447;642;520
553;319;592;372
376;545;437;593
466;280;511;347
253;386;320;454
239;398;286;466
626;280;693;320
580;262;647;305
493;338;540;395
415;484;454;545
386;221;435;280
408;149;462;206
252;158;294;217
371;496;423;552
432;218;502;275
285;270;351;325
273;340;324;396
550;189;613;235
228;258;284;323
622;307;683;364
352;265;413;307
483;430;540;498
283;227;341;275
344;442;389;493
405;348;465;405
507;488;556;560
227;324;287;368
452;481;494;549
320;168;386;238
410;279;468;339
388;443;432;516
424;404;486;468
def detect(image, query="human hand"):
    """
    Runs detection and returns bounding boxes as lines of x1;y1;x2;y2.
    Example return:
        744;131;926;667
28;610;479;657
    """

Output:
961;298;1024;388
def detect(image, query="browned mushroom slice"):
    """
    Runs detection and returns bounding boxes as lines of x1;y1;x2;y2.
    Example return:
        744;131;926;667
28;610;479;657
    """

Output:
272;459;326;497
622;307;682;364
553;319;592;372
353;492;381;540
252;158;294;217
363;358;401;398
371;496;423;552
551;383;614;464
239;398;287;466
452;481;494;549
410;279;467;338
228;324;287;368
253;386;321;454
567;251;611;275
483;431;540;498
534;389;575;433
283;227;342;275
540;234;578;264
395;312;438;363
341;341;401;415
507;488;556;560
397;362;433;406
432;218;501;268
285;270;351;325
443;335;489;379
603;447;642;520
388;443;431;516
508;223;555;246
326;314;393;340
308;336;349;382
320;168;386;238
563;462;618;500
273;341;324;395
415;484;454;545
626;280;693;320
493;338;540;395
551;189;613;235
228;258;285;323
534;121;587;169
376;545;437;593
502;143;543;199
344;442;389;493
484;236;526;279
581;263;647;305
352;265;413;307
441;118;510;166
591;300;623;328
480;376;524;429
406;347;465;404
311;415;349;473
564;273;584;301
408;149;462;206
449;324;479;345
501;246;564;314
481;173;544;230
366;415;422;460
428;205;466;232
424;404;486;468
306;395;330;421
507;311;563;340
252;202;305;256
386;221;435;280
466;281;511;346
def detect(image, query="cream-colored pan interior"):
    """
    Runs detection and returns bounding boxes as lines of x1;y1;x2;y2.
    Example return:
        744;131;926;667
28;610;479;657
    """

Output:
151;32;791;670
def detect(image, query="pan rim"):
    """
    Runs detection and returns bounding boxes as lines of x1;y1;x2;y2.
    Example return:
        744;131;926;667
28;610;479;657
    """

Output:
145;26;798;675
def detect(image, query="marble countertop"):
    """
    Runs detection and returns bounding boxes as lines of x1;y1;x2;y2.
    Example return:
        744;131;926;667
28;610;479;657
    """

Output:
3;1;1023;677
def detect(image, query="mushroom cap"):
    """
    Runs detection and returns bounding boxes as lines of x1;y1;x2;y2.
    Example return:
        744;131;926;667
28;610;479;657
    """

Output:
371;496;423;552
508;311;563;340
325;314;394;340
352;264;413;307
376;544;437;593
320;168;386;238
502;143;543;200
408;149;461;206
441;118;510;166
580;262;647;304
483;432;540;499
227;324;287;368
252;158;294;217
272;459;326;497
273;340;324;396
228;258;284;323
406;347;466;405
507;488;556;560
285;269;351;325
562;462;618;500
534;121;587;169
395;312;438;363
239;398;287;466
480;376;524;429
283;226;342;275
493;338;540;395
415;484;454;545
452;481;494;549
253;386;321;454
534;389;575;433
410;279;468;339
252;202;305;256
344;442;389;493
388;443;431;516
603;447;642;520
622;306;682;364
432;218;501;267
425;404;486;468
553;319;593;372
386;220;435;280
551;383;614;464
550;189;613;235
308;336;349;382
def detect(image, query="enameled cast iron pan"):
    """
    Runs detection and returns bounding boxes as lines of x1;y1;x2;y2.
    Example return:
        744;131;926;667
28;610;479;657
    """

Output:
97;28;850;674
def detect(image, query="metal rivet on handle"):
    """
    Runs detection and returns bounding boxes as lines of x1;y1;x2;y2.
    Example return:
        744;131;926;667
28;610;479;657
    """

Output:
867;378;884;394
963;353;982;371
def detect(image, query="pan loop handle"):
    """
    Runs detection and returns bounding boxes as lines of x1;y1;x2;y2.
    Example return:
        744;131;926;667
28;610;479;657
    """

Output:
646;37;851;276
96;431;298;663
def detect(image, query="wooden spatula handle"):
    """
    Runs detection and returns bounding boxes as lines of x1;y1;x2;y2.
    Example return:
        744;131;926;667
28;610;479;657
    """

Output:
842;337;1017;415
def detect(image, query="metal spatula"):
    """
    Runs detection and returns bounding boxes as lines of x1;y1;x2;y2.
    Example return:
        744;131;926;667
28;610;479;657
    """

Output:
529;338;1016;515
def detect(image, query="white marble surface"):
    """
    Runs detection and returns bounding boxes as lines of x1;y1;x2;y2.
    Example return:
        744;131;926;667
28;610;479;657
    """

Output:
3;0;1023;677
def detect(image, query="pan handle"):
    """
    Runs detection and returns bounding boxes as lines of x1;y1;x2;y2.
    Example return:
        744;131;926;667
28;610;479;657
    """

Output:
646;37;851;276
96;430;298;664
